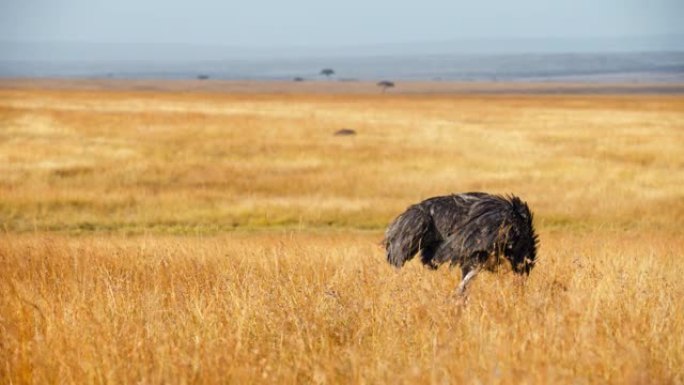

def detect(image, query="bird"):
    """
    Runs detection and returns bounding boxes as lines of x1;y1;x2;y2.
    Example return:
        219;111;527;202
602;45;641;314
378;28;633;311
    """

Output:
384;192;539;296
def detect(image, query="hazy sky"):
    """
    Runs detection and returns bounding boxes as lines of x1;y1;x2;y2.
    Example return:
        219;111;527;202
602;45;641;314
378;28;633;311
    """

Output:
1;0;683;47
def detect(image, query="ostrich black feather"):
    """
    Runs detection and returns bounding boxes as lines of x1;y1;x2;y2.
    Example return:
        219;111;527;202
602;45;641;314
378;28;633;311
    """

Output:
384;192;539;294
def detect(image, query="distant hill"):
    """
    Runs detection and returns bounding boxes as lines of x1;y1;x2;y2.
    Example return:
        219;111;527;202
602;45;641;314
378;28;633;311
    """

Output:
1;36;683;82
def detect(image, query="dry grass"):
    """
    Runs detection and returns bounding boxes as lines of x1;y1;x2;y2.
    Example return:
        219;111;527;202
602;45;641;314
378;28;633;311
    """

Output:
1;85;683;384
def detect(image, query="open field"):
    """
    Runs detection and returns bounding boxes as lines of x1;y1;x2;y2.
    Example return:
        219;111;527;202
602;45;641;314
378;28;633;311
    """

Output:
1;84;684;384
3;78;684;95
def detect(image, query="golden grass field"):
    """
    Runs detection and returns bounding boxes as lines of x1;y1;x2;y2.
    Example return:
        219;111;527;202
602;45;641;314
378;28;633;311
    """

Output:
1;82;683;384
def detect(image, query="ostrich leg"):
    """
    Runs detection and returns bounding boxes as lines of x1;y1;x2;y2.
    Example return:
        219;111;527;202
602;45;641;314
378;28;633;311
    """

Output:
455;265;481;297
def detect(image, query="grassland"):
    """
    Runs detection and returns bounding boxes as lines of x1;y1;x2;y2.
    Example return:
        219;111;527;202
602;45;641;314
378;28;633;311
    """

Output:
1;83;683;384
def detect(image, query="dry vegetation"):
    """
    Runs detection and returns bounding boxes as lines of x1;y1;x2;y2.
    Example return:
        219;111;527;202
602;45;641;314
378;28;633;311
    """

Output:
1;84;683;384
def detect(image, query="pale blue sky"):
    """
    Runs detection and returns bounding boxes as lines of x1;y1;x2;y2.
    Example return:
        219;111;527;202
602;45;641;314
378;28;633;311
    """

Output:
1;0;682;47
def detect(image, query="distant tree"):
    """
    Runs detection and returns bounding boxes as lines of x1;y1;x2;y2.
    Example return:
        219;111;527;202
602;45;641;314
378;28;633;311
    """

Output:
293;77;305;82
377;80;395;93
320;68;335;79
197;74;210;80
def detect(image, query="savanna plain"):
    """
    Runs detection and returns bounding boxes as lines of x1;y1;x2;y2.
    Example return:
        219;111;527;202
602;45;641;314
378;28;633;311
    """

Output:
1;82;683;384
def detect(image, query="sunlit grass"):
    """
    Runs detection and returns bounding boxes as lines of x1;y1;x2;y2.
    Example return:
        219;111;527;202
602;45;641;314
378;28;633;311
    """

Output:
2;231;682;384
2;90;683;234
0;87;683;384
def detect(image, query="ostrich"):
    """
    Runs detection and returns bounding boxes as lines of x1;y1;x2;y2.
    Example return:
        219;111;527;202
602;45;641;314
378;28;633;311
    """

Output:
385;192;539;296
